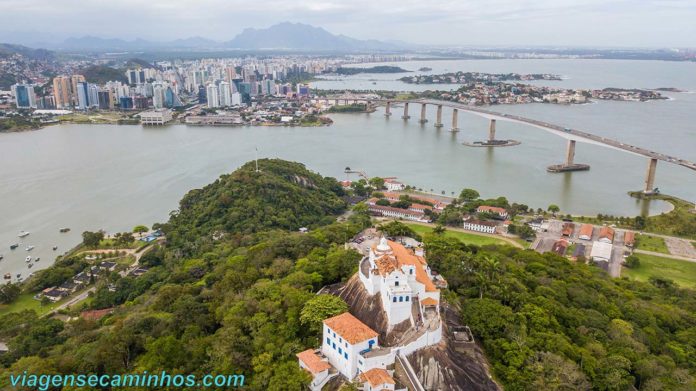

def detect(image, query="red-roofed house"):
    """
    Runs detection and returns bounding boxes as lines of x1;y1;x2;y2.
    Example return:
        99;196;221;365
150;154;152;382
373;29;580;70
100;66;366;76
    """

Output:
297;349;334;390
322;312;379;379
359;368;396;391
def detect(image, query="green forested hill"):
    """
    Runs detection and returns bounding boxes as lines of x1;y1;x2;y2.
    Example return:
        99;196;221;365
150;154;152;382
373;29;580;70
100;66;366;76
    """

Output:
0;160;694;391
163;159;346;253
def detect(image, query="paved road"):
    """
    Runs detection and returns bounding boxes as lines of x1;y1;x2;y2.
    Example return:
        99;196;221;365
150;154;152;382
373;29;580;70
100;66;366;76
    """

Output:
634;249;696;263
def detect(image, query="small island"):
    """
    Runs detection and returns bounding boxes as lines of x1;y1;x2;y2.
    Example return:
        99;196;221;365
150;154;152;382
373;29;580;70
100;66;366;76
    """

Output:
334;65;410;75
400;71;562;84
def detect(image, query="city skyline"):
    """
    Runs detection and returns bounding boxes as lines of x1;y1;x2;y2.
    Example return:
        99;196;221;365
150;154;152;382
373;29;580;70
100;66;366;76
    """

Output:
1;0;696;48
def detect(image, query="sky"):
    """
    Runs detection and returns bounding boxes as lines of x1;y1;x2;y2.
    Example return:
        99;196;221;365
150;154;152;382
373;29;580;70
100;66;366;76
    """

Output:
1;0;695;48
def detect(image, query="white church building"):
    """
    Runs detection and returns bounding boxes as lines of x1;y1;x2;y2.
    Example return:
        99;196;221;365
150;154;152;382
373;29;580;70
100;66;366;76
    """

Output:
359;238;441;326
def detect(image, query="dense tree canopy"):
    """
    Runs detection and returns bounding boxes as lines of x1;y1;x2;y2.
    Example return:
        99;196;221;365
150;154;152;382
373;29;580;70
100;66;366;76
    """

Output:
1;160;694;391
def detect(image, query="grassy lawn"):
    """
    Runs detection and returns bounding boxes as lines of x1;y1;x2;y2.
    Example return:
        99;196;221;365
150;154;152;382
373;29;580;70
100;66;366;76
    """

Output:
406;223;510;247
0;293;59;317
635;234;669;254
623;253;696;289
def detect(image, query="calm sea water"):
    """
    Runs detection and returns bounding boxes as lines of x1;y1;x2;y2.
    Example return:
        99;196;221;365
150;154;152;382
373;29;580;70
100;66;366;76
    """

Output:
1;59;695;278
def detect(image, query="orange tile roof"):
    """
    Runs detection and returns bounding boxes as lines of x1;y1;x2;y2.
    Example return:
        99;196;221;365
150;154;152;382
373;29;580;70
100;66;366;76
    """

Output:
387;241;438;292
421;297;439;306
579;224;594;237
374;254;398;276
599;226;615;241
624;231;635;245
324;312;379;345
360;368;395;387
296;349;331;374
477;205;508;215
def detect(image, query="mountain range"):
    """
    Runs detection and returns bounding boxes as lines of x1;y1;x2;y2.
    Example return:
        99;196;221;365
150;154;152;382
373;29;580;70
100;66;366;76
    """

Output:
15;23;406;52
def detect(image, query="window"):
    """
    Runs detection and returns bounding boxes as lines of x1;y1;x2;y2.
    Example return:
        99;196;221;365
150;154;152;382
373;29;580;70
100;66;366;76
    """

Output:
406;296;410;301
393;297;397;302
332;342;336;350
339;337;342;343
410;269;413;275
344;352;348;360
326;337;330;345
399;296;403;302
345;342;348;348
395;281;399;286
339;347;343;354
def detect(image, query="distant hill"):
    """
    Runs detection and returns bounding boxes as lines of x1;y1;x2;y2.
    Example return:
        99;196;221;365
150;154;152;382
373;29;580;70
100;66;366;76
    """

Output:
0;43;54;60
56;36;221;51
225;22;399;51
81;65;128;84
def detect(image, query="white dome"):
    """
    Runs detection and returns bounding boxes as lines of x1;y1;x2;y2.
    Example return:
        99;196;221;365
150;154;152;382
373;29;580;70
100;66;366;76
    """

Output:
376;237;391;252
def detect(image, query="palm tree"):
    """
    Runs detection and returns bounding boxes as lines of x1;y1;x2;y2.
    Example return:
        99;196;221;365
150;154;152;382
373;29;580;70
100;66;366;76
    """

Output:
433;225;446;235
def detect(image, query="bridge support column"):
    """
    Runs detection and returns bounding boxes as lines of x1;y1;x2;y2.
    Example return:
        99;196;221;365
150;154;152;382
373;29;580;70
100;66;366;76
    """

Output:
402;102;410;119
451;108;459;132
566;140;576;165
488;119;497;141
419;103;428;123
434;105;443;128
385;101;392;116
643;158;658;194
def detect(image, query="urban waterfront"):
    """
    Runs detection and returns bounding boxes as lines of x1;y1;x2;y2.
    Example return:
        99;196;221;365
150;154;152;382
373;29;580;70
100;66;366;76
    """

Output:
1;59;695;277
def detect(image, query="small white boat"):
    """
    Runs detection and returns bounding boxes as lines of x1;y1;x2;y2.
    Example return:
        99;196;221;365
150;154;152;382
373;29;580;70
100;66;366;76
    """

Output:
34;257;40;262
25;256;32;262
18;231;30;238
25;245;34;251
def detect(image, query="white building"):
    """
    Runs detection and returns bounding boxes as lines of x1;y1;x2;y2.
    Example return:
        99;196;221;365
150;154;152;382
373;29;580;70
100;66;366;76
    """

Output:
384;179;405;192
206;84;220;108
590;241;613;263
322;312;379;380
230;92;242;106
367;204;430;223
139;110;173;125
477;205;509;219
152;84;165;109
219;81;232;107
359;368;397;391
296;349;334;391
360;238;441;326
462;218;498;234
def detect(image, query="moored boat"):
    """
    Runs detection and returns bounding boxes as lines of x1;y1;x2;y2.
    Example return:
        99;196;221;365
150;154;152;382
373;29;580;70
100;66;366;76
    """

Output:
25;256;32;262
3;273;10;279
60;228;71;233
18;231;30;238
25;245;35;251
10;244;19;250
53;246;58;251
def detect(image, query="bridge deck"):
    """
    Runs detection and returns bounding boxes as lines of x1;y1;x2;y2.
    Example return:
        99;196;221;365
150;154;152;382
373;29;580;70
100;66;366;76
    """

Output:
326;97;696;172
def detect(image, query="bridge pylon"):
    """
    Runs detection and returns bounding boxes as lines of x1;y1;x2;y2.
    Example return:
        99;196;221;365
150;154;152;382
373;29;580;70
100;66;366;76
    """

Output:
419;103;428;123
434;105;443;128
402;102;410;119
451;108;459;132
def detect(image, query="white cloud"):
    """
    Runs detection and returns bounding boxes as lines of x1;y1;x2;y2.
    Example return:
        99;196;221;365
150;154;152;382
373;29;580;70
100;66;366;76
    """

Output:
0;0;694;47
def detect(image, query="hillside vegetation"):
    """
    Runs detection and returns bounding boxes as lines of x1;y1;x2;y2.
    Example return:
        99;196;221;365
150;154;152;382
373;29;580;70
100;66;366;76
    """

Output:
0;160;694;391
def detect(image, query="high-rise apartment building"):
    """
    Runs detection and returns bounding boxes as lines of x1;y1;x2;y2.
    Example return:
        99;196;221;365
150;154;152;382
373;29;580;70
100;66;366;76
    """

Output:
52;76;72;108
11;83;37;108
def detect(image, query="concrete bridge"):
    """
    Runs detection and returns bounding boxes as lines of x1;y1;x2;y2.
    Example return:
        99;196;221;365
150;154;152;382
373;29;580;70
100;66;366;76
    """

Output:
317;97;696;194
